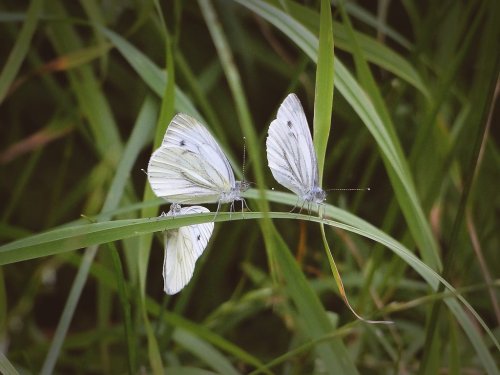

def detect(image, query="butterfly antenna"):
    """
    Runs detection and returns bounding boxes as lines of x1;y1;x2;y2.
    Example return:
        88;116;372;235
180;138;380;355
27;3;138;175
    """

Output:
141;168;148;176
325;187;371;192
242;136;247;183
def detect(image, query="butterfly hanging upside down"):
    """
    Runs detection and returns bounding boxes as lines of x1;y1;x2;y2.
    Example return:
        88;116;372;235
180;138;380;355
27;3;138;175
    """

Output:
161;203;214;295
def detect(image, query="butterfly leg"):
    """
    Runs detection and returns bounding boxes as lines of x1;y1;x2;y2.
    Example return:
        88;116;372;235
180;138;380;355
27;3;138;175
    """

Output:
317;203;324;218
289;197;300;213
213;201;222;221
298;200;307;214
241;198;251;214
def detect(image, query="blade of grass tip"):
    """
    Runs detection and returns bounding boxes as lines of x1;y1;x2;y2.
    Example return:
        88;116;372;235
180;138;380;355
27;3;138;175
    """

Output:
40;98;156;375
108;241;136;375
315;0;388;325
0;0;43;105
0;351;20;375
316;0;378;327
320;225;392;325
313;0;334;181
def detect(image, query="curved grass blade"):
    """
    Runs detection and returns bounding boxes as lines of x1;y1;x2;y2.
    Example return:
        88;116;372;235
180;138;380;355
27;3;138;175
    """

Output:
234;0;442;272
199;1;357;372
0;0;43;105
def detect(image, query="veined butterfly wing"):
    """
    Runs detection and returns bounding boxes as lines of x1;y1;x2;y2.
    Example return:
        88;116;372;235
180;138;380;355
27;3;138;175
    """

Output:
266;94;325;203
148;113;236;204
163;204;214;295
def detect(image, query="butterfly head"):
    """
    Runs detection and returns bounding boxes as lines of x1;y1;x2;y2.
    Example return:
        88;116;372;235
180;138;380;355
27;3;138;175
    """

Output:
236;180;250;193
304;186;327;204
168;203;182;216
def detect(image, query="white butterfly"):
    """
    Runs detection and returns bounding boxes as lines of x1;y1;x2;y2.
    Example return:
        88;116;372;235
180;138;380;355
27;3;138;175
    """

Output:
163;203;214;295
266;93;326;208
148;113;249;211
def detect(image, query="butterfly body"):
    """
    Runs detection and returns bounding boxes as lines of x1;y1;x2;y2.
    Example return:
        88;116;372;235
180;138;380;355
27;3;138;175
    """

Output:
303;186;327;204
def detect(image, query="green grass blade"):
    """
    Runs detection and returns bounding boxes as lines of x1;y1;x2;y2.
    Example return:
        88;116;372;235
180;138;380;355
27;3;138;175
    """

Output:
198;0;267;206
1;189;498;371
45;2;122;163
0;351;20;375
313;0;334;181
199;1;357;372
39;97;156;374
0;0;43;104
108;242;137;374
134;4;176;373
172;330;240;375
100;27;201;118
250;0;430;98
235;0;442;272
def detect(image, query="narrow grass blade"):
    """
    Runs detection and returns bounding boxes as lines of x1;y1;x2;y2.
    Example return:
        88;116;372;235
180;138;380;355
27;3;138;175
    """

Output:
0;351;20;375
235;0;442;272
109;242;137;374
39;97;156;374
199;1;357;372
100;27;201;118
0;0;43;104
313;0;334;181
173;329;240;375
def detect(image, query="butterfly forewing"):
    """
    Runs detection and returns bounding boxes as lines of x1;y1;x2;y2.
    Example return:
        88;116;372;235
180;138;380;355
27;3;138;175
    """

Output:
148;113;236;204
266;94;319;198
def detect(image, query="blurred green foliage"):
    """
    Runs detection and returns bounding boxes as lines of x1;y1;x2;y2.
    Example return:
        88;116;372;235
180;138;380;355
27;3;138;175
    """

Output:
0;1;498;374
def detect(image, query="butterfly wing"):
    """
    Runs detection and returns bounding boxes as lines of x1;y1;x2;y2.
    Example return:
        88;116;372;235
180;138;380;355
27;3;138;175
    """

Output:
266;94;319;198
163;205;214;295
148;113;236;204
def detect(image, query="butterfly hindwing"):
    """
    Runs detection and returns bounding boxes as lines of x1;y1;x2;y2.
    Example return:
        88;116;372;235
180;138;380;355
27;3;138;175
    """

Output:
163;205;214;295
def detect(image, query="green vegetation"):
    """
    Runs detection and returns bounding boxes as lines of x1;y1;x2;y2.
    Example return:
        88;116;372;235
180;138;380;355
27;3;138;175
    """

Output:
0;1;498;374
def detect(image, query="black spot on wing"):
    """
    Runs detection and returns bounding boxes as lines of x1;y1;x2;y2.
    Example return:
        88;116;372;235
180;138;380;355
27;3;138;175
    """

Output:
180;140;186;146
287;120;292;128
197;234;201;241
